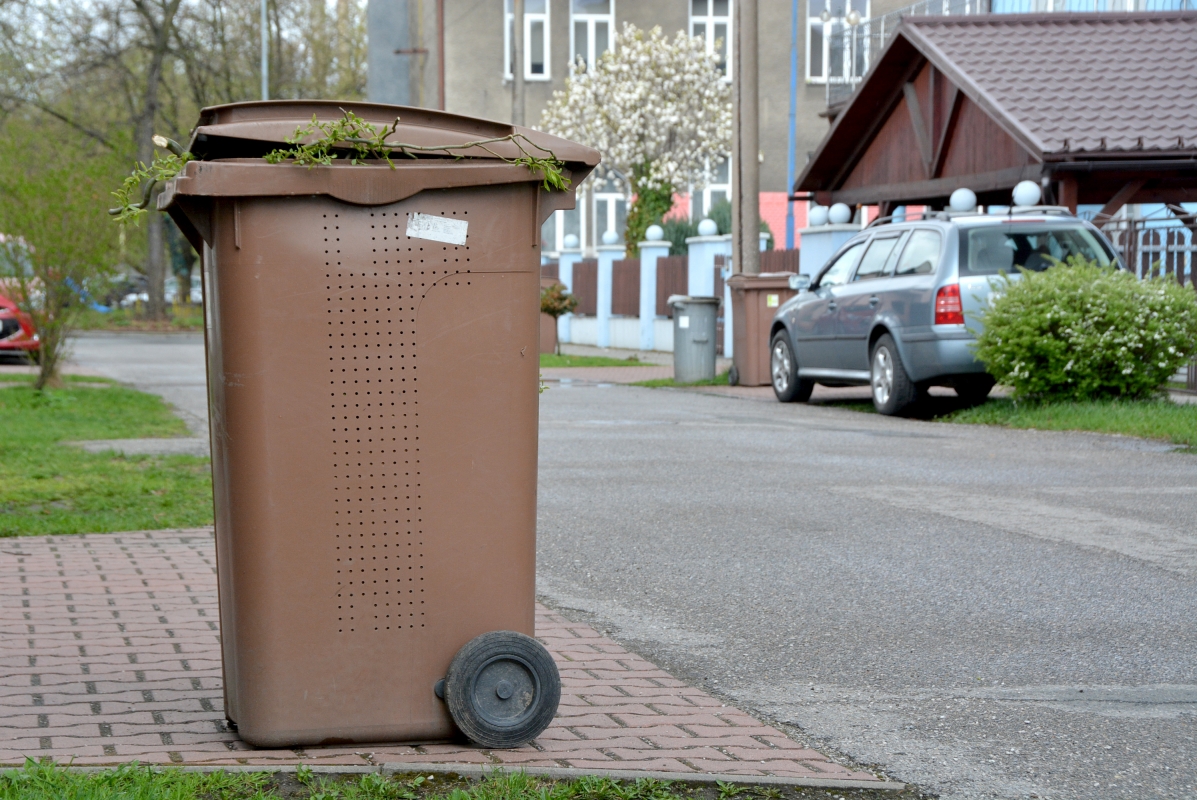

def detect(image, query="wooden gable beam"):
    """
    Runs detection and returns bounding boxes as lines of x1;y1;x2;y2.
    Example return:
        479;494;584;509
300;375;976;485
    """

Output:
1096;180;1146;224
931;86;963;179
827;57;926;190
903;83;934;179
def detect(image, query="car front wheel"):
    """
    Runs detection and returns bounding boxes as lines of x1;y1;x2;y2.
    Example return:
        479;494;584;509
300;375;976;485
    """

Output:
771;332;814;403
870;334;918;415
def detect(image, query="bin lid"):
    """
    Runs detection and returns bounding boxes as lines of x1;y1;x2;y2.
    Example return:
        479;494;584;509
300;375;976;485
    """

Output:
667;295;721;307
185;100;600;173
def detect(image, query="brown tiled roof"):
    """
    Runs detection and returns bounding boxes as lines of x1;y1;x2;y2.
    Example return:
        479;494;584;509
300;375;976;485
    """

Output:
903;12;1197;155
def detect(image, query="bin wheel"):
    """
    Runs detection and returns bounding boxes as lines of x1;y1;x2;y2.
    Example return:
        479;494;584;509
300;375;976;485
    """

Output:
728;365;739;386
443;630;560;748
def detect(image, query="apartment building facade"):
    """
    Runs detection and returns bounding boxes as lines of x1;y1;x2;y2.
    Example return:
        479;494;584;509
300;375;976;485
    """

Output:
367;0;910;254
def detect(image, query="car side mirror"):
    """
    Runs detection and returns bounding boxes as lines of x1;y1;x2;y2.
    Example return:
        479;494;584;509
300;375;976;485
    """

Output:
788;274;811;291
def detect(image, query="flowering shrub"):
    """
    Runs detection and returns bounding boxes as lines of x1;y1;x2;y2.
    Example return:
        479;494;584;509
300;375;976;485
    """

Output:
973;256;1197;400
540;23;732;254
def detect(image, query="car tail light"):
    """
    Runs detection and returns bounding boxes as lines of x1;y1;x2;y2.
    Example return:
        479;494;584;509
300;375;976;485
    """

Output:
935;284;964;325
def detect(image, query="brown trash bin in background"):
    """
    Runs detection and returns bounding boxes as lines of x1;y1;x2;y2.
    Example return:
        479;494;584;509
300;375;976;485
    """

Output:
727;273;798;386
160;101;597;749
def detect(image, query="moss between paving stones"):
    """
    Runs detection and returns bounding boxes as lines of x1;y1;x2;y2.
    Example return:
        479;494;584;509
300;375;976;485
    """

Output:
0;763;925;800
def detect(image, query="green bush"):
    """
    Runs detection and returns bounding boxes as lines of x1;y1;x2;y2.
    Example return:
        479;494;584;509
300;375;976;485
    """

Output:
974;256;1197;401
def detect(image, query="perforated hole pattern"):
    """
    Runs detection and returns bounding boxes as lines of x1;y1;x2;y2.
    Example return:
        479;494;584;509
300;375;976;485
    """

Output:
327;208;473;634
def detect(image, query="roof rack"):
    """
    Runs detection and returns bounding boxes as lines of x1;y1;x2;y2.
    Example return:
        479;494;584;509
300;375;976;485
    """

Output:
865;205;1077;228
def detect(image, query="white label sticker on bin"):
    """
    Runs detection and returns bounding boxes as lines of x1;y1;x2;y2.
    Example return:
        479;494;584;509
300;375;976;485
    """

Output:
679;315;690;329
766;293;780;307
406;212;468;246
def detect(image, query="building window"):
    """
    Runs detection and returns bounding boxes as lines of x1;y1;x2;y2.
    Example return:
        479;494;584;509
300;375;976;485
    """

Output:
505;0;550;81
690;0;731;78
571;0;613;70
690;157;730;221
807;0;869;84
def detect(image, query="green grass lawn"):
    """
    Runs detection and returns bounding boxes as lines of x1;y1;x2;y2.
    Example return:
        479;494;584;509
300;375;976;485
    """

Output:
539;353;649;368
75;303;205;331
0;376;213;537
0;762;898;800
632;369;731;388
941;396;1197;448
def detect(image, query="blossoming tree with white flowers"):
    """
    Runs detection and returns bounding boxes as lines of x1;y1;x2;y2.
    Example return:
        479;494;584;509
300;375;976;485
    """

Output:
540;23;732;255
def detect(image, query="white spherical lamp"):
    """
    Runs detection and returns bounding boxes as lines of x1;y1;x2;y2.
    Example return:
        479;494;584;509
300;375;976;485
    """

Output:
562;233;579;249
829;203;852;225
949;188;977;212
808;205;830;226
645;224;664;241
1012;180;1041;207
697;218;719;236
601;229;620;245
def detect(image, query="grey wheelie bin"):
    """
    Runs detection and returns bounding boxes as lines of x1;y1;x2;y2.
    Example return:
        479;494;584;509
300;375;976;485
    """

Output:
159;100;598;749
668;295;720;383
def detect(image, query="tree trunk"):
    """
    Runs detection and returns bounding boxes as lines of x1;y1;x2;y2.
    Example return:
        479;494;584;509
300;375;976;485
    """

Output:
133;0;184;321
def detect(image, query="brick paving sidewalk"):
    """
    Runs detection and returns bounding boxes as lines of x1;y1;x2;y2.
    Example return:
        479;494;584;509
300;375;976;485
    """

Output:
1;530;881;783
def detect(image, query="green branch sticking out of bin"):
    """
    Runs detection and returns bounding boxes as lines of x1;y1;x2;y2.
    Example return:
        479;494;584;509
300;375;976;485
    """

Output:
109;136;192;224
110;111;570;224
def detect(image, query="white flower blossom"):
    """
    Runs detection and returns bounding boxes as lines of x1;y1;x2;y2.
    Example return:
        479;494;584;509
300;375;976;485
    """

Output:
539;23;732;197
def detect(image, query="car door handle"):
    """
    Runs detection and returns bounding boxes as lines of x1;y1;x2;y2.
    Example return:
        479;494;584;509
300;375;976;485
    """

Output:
869;295;880;306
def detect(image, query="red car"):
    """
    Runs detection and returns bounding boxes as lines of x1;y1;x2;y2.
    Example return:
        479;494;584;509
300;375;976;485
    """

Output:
0;293;39;357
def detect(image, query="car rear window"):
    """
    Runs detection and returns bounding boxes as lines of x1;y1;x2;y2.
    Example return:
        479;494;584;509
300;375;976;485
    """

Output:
961;225;1114;275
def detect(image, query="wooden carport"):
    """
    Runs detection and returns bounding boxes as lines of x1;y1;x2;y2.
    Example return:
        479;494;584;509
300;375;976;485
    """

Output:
794;11;1197;219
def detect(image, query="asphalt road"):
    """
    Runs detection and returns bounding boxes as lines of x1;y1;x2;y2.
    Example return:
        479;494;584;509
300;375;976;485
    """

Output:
66;333;1197;799
68;331;209;436
536;383;1197;800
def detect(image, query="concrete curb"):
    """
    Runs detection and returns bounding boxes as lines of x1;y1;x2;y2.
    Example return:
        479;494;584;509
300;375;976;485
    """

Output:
10;761;905;791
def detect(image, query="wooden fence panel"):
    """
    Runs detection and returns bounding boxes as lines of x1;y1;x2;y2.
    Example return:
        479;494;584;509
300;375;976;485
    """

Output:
656;255;688;317
761;248;801;274
541;262;559;282
612;259;640;316
572;259;597;316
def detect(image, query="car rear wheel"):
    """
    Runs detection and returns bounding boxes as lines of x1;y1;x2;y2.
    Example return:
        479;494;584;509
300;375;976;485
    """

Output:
871;334;918;415
771;332;814;403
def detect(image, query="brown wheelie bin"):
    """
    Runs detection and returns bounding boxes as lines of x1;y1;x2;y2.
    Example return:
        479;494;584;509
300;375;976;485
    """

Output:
160;101;598;749
727;272;799;386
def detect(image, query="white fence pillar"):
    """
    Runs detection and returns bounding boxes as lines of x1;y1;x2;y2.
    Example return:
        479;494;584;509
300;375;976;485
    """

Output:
596;238;624;349
638;233;670;352
557;243;582;344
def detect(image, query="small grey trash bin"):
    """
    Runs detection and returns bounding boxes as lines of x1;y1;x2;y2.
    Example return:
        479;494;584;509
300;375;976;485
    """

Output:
668;295;720;383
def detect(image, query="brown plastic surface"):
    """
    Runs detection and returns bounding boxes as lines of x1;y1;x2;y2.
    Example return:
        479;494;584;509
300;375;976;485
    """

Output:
162;101;596;748
728;273;798;387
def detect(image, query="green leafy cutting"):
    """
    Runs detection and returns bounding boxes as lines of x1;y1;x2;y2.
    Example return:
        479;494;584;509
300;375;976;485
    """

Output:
264;110;571;191
109;135;192;224
110;111;570;225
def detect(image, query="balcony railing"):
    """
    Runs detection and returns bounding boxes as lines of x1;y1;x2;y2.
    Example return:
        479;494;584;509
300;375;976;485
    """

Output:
825;0;1196;108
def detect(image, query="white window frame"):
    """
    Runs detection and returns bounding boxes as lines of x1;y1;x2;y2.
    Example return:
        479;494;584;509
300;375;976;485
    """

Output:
593;191;627;243
689;0;732;80
806;0;870;85
691;157;731;221
504;0;551;82
570;0;614;71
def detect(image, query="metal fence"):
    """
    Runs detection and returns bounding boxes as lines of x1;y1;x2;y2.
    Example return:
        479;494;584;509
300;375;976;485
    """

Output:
824;0;1196;107
1096;209;1197;288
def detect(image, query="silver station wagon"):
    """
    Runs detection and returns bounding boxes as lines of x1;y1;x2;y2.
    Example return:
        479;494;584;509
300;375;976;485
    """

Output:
769;208;1122;415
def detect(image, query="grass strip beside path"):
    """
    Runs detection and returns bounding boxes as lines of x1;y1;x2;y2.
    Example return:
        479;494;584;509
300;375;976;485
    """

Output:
0;762;903;800
540;354;650;368
941;397;1197;448
0;380;213;537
